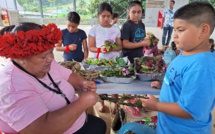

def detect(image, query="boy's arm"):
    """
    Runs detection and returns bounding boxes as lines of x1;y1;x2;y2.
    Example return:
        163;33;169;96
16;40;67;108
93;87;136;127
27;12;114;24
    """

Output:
141;94;192;118
82;39;88;60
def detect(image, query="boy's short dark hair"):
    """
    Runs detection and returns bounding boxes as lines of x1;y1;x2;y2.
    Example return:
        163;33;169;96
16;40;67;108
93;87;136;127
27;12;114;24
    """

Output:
170;0;175;4
67;12;80;24
112;13;119;20
174;2;215;34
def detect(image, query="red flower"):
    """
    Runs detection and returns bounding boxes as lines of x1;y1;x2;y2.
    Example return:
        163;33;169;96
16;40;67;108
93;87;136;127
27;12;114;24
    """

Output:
151;116;157;123
0;23;62;59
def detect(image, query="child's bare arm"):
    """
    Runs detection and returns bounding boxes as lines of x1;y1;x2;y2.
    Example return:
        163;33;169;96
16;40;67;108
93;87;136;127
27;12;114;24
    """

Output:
83;39;88;60
122;38;150;49
55;43;77;52
88;35;98;53
55;40;63;51
141;94;192;118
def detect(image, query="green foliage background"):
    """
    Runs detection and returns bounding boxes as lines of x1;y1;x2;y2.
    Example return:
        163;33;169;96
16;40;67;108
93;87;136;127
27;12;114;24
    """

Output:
16;0;215;19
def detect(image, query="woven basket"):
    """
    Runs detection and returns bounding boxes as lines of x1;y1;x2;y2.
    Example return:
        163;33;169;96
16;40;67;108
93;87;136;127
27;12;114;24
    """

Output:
59;61;81;72
77;70;100;81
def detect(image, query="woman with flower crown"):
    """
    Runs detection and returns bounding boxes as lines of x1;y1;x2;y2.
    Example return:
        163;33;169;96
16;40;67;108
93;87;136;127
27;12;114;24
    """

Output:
0;22;106;134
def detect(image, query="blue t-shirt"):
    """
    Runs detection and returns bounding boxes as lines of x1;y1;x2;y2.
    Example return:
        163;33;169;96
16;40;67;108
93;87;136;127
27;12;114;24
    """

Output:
62;29;87;62
157;52;215;134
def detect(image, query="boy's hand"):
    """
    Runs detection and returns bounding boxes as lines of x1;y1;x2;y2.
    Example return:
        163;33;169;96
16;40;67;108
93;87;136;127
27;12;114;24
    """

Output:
151;81;162;89
141;94;159;111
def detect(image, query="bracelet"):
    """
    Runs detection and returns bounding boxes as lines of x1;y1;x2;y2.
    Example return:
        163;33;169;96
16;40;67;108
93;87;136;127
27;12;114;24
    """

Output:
65;46;70;53
96;48;101;59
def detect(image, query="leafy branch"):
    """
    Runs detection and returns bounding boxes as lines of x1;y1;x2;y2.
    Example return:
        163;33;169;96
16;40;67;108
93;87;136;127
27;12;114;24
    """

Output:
99;94;148;109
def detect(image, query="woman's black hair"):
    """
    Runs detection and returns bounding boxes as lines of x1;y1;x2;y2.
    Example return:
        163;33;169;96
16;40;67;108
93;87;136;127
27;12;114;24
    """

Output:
12;22;42;33
98;2;112;15
127;1;142;11
0;25;15;35
127;1;143;20
67;12;80;24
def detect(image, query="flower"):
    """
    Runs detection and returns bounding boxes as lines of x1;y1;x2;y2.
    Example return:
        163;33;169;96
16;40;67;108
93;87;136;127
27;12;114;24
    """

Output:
135;57;167;73
101;66;134;78
145;32;159;49
101;39;119;52
0;23;62;59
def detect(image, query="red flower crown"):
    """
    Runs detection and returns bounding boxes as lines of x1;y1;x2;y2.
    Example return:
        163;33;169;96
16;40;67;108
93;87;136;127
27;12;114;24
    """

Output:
0;23;62;59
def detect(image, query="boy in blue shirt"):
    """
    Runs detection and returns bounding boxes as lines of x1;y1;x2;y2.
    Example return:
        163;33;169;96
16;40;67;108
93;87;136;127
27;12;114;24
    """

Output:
56;12;88;62
141;2;215;134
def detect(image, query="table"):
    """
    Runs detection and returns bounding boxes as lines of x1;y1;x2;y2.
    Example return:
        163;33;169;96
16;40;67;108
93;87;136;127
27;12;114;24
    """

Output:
96;79;160;95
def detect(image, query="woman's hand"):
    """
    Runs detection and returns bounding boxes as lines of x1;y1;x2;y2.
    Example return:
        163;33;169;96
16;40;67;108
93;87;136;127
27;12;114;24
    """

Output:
82;80;97;92
79;92;99;107
141;94;159;111
151;81;162;89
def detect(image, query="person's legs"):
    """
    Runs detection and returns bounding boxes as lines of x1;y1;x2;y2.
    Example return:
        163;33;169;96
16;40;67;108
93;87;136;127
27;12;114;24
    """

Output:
162;27;168;46
166;26;173;46
74;114;106;134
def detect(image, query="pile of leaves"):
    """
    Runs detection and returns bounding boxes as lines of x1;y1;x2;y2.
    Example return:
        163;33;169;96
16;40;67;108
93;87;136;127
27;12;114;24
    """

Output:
135;57;166;74
115;57;128;67
85;58;116;66
85;57;128;67
100;66;134;78
101;39;119;52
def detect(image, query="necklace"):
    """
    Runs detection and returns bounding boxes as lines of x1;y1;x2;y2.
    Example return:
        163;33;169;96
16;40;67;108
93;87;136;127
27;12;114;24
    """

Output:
12;60;71;105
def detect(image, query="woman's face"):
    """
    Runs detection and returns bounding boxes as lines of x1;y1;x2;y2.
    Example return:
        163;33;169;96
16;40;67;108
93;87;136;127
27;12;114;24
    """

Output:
98;10;112;27
22;49;54;78
67;21;79;33
128;5;142;23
